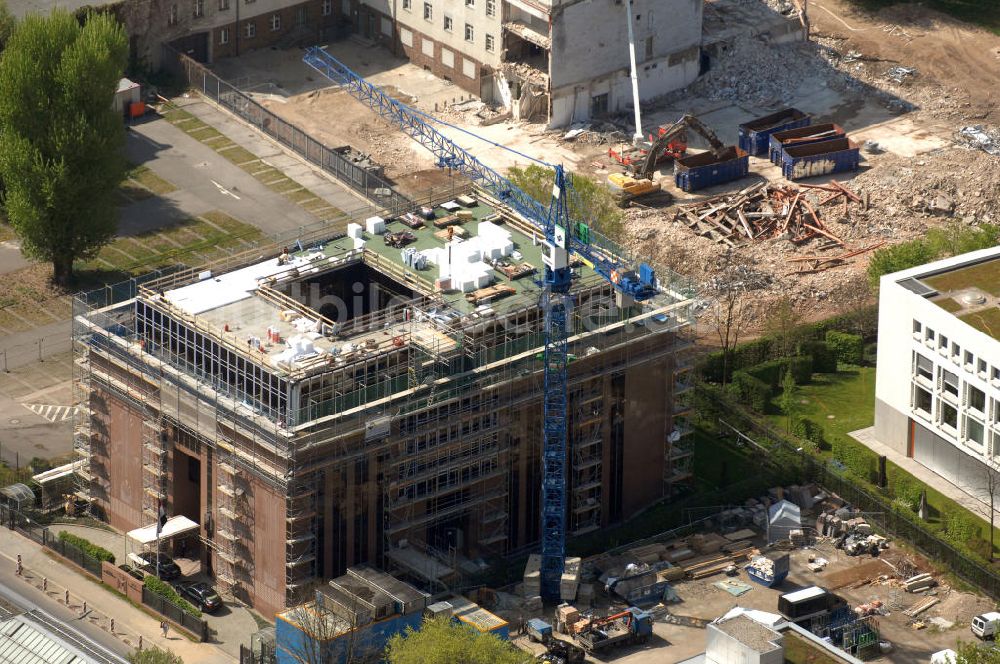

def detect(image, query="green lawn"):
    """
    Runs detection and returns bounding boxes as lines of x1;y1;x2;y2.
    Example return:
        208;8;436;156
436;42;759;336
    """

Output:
766;367;876;442
766;366;1000;559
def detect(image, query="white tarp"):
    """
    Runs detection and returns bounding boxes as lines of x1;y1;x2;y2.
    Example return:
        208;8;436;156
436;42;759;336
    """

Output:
126;515;199;545
767;499;801;544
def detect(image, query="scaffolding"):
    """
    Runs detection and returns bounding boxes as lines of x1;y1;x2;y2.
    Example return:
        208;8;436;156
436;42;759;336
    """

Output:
72;190;698;608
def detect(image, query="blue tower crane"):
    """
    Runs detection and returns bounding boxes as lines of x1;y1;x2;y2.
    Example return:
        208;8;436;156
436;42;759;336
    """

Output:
303;46;659;600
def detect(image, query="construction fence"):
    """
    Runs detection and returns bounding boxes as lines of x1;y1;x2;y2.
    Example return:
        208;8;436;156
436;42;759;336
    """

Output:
160;44;413;215
707;385;1000;601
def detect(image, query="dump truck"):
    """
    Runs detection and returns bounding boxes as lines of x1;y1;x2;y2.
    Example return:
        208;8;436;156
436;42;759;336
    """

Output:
574;607;653;654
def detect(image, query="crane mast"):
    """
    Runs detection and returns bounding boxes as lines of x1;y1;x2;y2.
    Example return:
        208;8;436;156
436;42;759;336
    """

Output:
303;46;658;599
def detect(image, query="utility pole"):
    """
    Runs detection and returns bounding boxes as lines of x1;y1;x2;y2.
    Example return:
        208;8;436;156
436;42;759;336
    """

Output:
624;0;643;144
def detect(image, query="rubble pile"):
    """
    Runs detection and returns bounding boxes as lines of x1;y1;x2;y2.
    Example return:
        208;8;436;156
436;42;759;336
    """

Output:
685;36;833;105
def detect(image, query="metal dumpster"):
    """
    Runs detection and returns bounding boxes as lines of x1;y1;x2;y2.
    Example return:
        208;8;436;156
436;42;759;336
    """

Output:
769;123;845;164
674;146;749;192
781;137;860;181
738;108;810;156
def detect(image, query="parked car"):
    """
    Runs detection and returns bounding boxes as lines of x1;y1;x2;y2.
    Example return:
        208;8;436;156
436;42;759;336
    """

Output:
177;582;222;612
128;551;181;581
118;564;145;581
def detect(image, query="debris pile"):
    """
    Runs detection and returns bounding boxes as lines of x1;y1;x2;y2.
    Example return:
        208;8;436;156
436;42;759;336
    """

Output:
671;182;885;273
957;125;1000;156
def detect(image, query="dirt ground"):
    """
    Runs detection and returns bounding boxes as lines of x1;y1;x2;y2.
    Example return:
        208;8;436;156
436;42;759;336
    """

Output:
511;536;993;664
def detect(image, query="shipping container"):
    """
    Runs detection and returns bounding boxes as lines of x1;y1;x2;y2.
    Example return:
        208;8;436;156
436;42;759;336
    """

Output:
781;137;860;181
769;123;846;164
738;108;810;156
674;147;749;192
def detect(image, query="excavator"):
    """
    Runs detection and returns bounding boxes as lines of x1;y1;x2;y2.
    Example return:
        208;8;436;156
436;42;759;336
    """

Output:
607;114;726;206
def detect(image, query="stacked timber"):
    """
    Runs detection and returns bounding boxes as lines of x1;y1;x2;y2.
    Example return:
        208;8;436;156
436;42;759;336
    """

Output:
904;573;936;593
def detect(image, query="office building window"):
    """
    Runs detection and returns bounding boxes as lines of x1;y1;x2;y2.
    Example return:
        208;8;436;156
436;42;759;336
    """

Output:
941;402;958;429
913;385;932;415
941;369;959;397
219;27;229;43
914;353;933;382
270;13;281;30
424;2;432;20
464;23;473;41
485;33;494;51
967;416;985;445
465;0;474;6
403;0;410;8
297;6;306;24
443;15;452;30
322;0;332;15
167;3;178;25
968;385;986;413
486;0;495;16
193;0;203;17
245;21;256;37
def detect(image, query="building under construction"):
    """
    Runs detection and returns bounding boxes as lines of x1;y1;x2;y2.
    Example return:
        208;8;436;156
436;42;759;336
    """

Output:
72;190;696;618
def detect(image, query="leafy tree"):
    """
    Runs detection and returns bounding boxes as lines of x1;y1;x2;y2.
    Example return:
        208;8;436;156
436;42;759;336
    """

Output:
385;617;532;664
778;369;799;434
763;296;802;359
954;640;1000;663
0;10;128;287
128;646;183;664
507;164;624;240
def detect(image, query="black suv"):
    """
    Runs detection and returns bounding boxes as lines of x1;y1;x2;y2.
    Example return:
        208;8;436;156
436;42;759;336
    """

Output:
133;551;181;580
177;582;223;612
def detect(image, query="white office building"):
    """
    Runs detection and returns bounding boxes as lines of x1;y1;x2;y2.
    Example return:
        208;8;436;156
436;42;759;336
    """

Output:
874;246;1000;498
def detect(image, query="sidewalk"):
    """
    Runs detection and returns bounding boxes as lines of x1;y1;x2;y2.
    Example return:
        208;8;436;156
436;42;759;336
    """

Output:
176;96;371;217
0;526;236;663
850;426;1000;523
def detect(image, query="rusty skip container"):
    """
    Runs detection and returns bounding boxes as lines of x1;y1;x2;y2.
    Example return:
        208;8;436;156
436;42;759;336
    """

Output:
738;108;810;156
674;146;749;192
781;137;860;181
769;123;845;165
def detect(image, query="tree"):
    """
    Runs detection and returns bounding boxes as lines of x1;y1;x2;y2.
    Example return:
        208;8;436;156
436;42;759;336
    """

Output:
385;616;532;664
128;646;183;664
763;296;803;359
779;369;799;434
703;251;755;385
964;457;1000;562
954;640;1000;663
0;10;128;287
507;164;624;240
282;595;377;664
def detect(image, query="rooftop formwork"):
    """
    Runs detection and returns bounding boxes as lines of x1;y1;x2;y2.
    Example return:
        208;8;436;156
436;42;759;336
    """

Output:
73;187;697;615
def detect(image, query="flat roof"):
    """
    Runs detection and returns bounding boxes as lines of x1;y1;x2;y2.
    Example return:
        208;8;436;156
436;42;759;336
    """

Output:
0;616;98;664
714;614;780;654
903;254;1000;341
781;586;826;603
127;515;199;544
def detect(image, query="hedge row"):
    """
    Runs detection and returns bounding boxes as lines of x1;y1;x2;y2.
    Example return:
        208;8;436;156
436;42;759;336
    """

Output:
57;531;115;564
144;575;202;618
699;305;877;383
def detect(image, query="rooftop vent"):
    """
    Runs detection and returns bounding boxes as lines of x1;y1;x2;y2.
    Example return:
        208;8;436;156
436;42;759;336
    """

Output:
961;292;987;306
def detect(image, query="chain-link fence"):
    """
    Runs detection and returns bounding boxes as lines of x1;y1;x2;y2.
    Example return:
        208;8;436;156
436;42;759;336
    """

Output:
707;385;1000;601
161;44;413;215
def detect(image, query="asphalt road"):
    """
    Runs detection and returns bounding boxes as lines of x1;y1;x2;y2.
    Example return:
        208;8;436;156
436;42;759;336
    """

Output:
0;563;130;663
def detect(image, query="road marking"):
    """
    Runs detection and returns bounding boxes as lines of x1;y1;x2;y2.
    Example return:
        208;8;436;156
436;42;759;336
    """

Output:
22;404;76;423
211;179;242;200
